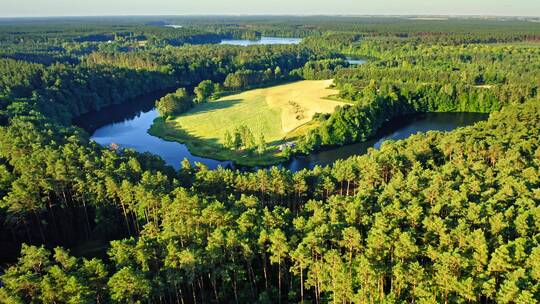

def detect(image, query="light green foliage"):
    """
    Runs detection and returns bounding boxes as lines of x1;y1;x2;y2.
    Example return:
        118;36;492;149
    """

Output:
0;245;108;303
155;88;192;118
257;133;267;154
194;80;215;103
223;130;234;149
108;267;152;303
232;125;256;150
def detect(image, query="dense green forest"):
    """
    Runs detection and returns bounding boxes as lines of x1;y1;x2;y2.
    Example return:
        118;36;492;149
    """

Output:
0;16;539;303
293;33;540;153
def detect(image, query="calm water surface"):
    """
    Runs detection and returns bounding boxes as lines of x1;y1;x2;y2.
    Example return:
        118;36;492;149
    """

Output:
75;92;232;170
346;57;367;65
75;92;487;172
220;37;302;46
285;112;487;171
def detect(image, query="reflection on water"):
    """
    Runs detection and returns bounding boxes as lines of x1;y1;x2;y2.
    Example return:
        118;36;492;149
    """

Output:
220;37;302;46
75;93;488;172
74;92;232;170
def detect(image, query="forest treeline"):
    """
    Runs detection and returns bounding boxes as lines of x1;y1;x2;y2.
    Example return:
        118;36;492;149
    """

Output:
0;44;337;123
3;17;539;67
293;36;540;153
0;18;540;303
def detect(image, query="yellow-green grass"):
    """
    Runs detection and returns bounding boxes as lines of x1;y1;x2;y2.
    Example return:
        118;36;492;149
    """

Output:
149;80;345;166
283;119;322;141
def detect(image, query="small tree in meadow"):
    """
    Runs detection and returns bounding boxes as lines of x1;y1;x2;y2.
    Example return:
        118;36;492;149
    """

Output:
257;133;267;154
224;130;234;149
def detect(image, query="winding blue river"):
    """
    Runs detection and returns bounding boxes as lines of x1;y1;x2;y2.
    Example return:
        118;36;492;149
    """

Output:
75;92;487;172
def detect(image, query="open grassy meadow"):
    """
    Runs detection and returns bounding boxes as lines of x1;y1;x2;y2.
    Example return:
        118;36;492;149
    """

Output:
149;80;345;166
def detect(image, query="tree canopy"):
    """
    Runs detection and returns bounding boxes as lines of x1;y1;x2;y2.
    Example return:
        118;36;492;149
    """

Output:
0;16;539;304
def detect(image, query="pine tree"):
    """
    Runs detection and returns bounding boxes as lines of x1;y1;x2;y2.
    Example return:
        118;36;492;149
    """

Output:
233;127;243;150
257;133;267;154
224;130;234;149
108;267;152;303
269;229;289;304
241;125;256;150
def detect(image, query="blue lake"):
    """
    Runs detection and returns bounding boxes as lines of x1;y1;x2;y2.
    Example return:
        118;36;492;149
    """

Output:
220;37;302;46
347;57;367;65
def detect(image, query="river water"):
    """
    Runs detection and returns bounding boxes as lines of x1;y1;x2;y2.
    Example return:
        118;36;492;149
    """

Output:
75;92;487;172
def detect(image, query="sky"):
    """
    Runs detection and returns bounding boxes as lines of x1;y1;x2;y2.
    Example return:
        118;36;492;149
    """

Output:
1;0;539;18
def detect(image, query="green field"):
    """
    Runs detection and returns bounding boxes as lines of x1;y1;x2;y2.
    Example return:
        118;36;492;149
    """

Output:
149;80;345;166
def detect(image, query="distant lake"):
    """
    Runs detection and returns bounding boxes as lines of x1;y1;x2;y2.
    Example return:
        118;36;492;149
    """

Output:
75;91;488;172
347;57;366;65
220;37;302;46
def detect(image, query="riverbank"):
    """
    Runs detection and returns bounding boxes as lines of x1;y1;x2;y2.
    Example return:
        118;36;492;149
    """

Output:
148;117;288;166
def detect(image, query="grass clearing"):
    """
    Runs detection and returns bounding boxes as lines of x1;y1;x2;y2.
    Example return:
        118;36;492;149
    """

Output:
149;80;344;166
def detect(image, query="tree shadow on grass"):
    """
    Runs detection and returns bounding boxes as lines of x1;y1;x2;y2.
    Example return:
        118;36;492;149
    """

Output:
156;121;288;166
184;99;243;116
267;139;287;147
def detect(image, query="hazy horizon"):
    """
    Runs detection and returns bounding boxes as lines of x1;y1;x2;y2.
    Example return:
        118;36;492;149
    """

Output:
2;0;539;18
